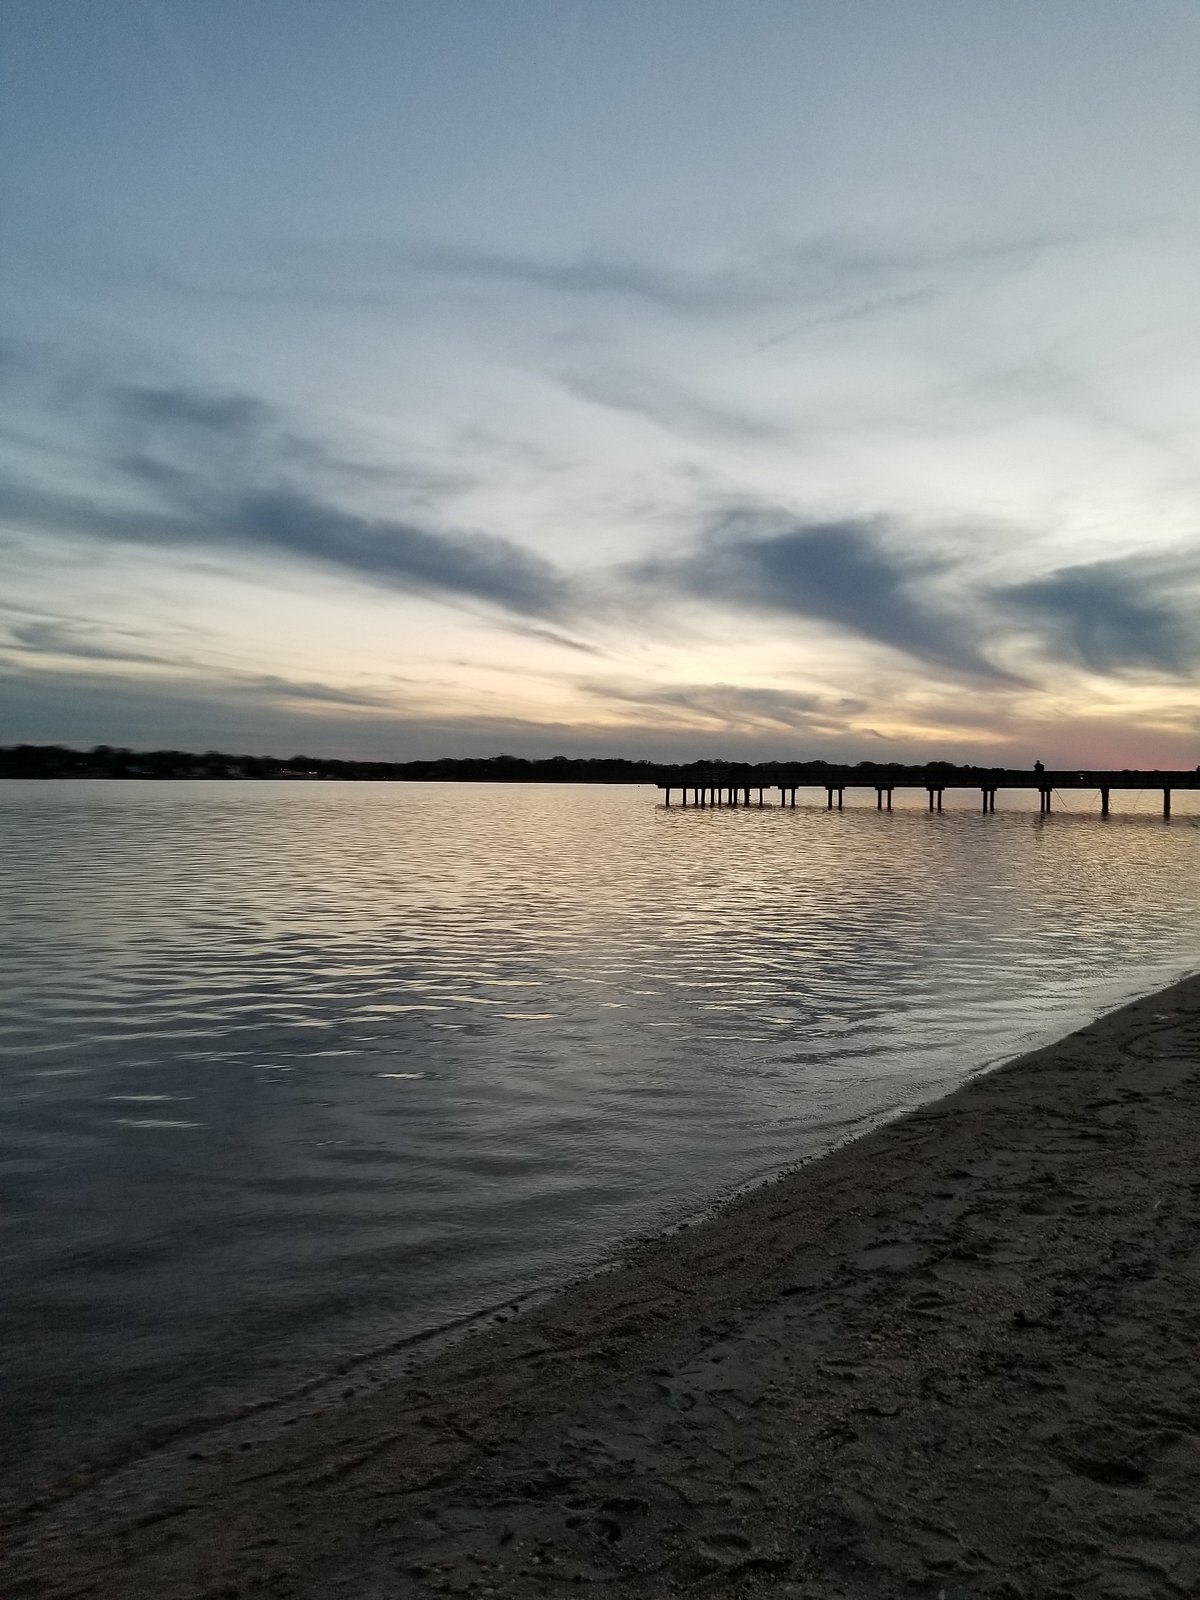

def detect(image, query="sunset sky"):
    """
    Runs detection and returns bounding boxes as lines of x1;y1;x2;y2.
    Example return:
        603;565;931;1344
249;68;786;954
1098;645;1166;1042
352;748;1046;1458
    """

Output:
3;1;1200;765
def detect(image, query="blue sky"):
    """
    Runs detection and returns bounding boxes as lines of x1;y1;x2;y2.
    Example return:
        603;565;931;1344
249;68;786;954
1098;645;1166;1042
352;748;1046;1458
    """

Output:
4;0;1200;763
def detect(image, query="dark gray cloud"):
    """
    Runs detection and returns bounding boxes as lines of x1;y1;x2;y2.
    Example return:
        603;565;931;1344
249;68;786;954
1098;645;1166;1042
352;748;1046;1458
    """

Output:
999;553;1200;674
0;378;569;619
635;509;1002;679
236;673;398;709
111;384;271;437
108;382;465;497
229;491;567;616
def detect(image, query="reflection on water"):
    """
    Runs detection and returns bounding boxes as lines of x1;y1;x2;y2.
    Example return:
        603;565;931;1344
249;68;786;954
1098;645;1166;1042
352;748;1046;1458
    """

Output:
2;779;1199;1490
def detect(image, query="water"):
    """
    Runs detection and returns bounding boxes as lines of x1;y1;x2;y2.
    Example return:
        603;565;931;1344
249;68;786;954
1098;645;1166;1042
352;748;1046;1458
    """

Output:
2;779;1198;1496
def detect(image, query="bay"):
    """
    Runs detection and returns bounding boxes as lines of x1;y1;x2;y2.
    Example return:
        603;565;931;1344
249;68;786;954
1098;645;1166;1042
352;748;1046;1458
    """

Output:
2;778;1198;1494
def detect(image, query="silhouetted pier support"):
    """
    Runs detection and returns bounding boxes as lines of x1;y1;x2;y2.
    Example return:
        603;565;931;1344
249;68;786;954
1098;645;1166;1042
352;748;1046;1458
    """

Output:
659;769;1196;816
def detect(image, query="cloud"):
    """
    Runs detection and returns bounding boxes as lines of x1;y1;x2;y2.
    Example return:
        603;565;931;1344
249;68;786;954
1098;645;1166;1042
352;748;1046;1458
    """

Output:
635;509;1003;679
111;384;271;437
500;621;607;656
0;664;406;752
229;491;568;616
409;229;1073;318
0;477;197;546
0;611;406;712
754;286;937;351
6;618;188;669
560;364;778;442
0;379;570;620
582;677;852;734
999;553;1200;675
0;662;872;764
409;244;773;313
108;382;466;496
236;673;399;709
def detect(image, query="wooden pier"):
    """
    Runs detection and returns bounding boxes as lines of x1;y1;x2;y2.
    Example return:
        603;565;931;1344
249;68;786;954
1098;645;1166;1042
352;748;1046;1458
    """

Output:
655;768;1200;818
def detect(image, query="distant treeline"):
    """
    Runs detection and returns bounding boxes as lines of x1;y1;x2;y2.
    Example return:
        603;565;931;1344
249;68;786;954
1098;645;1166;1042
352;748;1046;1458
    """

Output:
1;743;1038;783
0;744;663;781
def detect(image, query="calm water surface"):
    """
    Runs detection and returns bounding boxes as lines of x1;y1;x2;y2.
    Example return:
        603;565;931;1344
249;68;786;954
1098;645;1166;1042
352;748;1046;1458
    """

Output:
3;779;1199;1491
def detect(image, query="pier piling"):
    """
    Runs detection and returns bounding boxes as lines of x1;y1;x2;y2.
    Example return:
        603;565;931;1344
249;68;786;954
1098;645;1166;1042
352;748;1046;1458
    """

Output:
658;769;1198;817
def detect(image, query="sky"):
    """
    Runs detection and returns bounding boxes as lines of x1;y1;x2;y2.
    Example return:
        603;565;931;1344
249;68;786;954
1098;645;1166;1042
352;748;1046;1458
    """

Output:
3;0;1200;766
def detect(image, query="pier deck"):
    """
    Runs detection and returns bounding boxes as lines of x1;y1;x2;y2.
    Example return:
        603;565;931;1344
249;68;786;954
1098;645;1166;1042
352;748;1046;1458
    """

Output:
656;769;1200;816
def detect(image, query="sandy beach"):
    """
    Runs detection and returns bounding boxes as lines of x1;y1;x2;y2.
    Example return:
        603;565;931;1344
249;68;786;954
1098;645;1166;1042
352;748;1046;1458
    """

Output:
5;975;1200;1599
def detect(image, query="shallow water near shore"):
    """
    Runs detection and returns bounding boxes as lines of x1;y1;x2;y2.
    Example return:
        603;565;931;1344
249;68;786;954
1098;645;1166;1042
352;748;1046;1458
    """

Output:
2;778;1199;1493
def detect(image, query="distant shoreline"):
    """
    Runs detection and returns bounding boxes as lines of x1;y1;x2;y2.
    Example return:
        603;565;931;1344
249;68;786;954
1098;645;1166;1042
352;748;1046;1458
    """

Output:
3;742;1197;787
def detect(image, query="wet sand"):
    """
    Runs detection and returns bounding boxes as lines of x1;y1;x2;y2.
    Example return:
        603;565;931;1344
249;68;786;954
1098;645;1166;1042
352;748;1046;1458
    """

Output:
5;975;1200;1598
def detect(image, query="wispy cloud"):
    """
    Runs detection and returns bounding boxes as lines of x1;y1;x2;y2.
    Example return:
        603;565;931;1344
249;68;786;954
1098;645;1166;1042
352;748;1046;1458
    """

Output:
407;243;777;313
408;229;1073;317
5;618;189;670
0;610;407;712
499;621;607;656
0;379;570;620
582;676;858;735
0;663;408;752
754;285;937;351
559;363;779;442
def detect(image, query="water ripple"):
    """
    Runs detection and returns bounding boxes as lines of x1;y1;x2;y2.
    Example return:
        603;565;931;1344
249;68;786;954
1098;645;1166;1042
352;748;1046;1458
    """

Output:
2;779;1199;1491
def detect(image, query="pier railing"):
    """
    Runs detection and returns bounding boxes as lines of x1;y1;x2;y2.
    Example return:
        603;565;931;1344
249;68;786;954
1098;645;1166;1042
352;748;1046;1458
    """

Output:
655;769;1200;817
